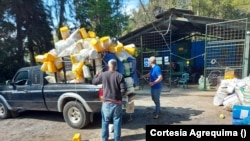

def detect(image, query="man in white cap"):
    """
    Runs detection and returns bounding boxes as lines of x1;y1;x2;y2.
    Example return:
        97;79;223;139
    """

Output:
142;56;163;119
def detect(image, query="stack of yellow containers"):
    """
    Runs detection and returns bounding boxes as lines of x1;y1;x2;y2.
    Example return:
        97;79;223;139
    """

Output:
35;26;137;83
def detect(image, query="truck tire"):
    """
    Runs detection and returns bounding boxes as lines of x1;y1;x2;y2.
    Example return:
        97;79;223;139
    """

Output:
0;100;11;119
10;110;20;118
63;101;90;129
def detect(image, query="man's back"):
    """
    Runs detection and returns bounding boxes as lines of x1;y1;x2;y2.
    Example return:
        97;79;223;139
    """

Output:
92;59;124;141
93;71;126;101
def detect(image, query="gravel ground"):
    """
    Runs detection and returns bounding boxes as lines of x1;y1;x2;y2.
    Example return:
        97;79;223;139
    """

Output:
0;85;233;141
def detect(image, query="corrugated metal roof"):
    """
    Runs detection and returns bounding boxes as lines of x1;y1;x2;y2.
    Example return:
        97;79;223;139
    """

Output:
119;8;227;44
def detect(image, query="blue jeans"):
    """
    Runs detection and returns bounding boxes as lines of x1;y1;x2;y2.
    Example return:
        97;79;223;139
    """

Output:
151;88;162;115
101;102;122;141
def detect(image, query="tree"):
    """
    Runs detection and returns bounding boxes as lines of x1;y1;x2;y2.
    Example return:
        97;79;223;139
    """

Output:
0;0;54;81
125;0;175;33
74;0;91;29
0;1;17;81
23;0;54;65
126;0;250;34
45;0;75;40
74;0;129;37
191;0;250;19
10;0;54;66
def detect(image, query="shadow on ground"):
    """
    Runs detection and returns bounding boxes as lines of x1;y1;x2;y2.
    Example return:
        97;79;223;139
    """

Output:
109;133;145;141
122;106;203;128
13;105;203;126
16;110;65;122
91;106;204;141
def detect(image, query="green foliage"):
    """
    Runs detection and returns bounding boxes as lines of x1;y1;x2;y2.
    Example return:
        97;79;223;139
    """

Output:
190;0;250;19
0;0;54;81
74;0;129;38
74;0;91;29
126;0;250;33
0;0;129;82
124;0;180;33
21;0;54;65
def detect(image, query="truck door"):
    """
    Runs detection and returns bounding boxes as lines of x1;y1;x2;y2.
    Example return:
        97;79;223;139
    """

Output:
28;70;47;110
9;70;32;109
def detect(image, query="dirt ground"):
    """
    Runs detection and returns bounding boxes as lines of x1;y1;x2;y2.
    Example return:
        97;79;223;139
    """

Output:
0;84;233;141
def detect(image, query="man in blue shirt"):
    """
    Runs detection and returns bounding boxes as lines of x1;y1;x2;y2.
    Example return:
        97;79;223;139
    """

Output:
143;56;163;119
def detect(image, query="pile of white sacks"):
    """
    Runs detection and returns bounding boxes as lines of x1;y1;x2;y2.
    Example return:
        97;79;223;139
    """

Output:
213;76;250;111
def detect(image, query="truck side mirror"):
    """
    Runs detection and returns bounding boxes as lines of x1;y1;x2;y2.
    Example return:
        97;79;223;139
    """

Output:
5;80;11;85
6;80;16;89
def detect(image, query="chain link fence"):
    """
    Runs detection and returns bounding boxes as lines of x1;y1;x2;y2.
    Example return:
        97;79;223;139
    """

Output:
205;18;248;86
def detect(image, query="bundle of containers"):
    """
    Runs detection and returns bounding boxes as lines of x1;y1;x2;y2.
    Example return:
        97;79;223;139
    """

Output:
212;75;250;125
35;26;139;95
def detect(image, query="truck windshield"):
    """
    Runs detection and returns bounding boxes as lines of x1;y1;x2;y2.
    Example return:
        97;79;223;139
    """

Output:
14;71;28;85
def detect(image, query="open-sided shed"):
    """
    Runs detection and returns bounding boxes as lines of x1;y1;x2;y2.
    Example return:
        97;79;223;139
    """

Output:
119;8;249;84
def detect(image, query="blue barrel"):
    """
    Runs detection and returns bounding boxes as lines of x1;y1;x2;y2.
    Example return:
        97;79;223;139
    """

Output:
103;53;124;75
117;60;125;75
103;53;116;71
232;105;250;119
127;57;139;87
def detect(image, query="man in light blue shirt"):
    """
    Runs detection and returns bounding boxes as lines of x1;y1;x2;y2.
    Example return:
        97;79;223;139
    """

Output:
143;56;163;119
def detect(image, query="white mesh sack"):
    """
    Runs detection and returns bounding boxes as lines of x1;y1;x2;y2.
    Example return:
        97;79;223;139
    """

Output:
79;48;91;62
89;49;98;59
83;65;91;79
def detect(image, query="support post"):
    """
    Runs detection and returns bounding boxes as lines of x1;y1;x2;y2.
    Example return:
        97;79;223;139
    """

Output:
243;31;250;77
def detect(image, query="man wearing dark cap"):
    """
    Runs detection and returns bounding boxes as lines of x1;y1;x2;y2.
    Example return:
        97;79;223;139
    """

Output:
92;59;126;141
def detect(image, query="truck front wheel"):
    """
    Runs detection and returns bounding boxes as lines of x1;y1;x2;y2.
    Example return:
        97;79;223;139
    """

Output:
0;100;11;119
63;101;90;129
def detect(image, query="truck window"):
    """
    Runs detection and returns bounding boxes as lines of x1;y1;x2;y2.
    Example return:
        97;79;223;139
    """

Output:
32;70;40;84
14;71;28;85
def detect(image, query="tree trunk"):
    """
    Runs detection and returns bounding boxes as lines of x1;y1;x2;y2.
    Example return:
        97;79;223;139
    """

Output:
57;0;67;40
27;41;36;66
14;1;25;67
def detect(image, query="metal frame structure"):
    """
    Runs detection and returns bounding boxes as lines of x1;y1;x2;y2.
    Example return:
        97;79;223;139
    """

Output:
119;9;250;89
139;30;172;78
204;18;248;87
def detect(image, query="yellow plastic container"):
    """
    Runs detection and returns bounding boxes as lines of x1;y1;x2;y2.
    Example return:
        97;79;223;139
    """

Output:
75;74;84;81
224;68;235;79
40;62;48;72
90;38;104;52
79;28;88;39
35;55;46;63
44;53;57;62
47;61;57;73
108;42;123;54
70;55;77;64
100;36;109;42
100;36;112;49
54;58;63;70
115;43;123;54
70;54;81;64
88;31;96;38
72;133;81;141
72;62;84;75
124;44;136;56
60;26;70;40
